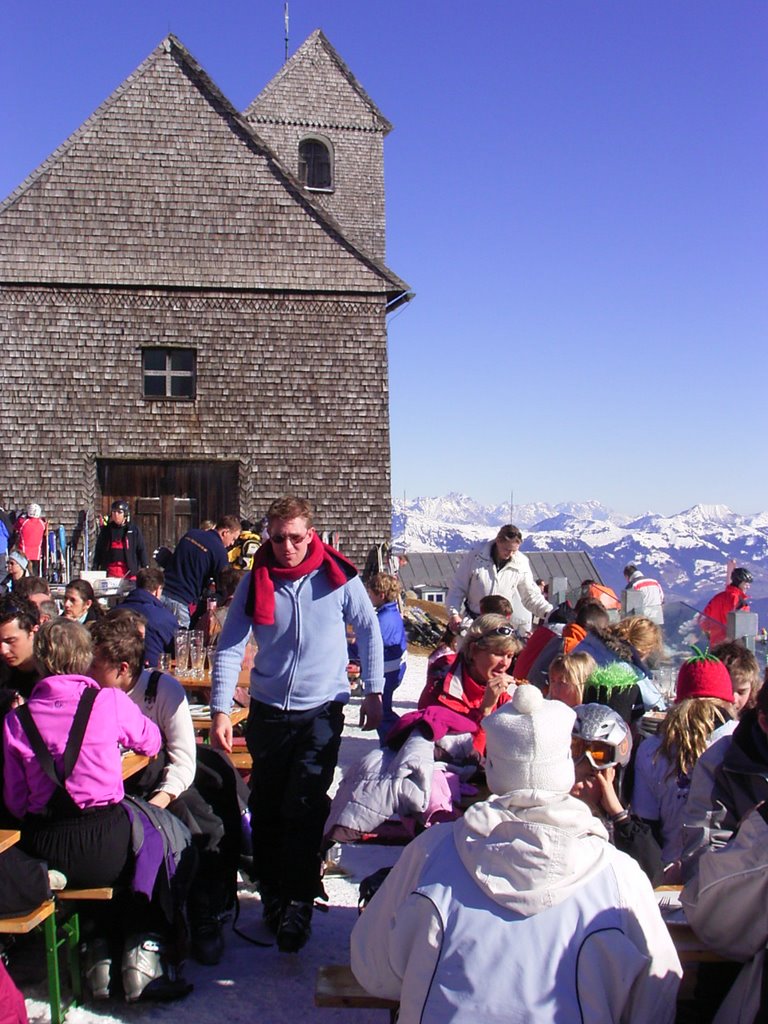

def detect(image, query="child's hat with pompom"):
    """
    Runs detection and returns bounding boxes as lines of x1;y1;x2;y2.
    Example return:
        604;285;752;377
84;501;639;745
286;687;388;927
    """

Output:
676;650;733;703
483;685;576;794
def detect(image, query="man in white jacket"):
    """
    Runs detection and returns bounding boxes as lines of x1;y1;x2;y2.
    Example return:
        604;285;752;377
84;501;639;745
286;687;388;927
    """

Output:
351;685;681;1024
446;525;552;635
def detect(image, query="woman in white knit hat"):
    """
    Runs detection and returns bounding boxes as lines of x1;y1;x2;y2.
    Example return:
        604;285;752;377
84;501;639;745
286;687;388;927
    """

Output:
352;685;682;1024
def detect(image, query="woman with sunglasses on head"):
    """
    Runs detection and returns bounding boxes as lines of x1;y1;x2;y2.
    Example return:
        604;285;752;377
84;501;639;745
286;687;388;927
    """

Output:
417;614;520;755
571;703;662;883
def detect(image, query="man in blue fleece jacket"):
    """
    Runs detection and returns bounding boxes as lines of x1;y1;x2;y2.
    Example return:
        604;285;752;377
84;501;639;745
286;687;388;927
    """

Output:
210;495;383;953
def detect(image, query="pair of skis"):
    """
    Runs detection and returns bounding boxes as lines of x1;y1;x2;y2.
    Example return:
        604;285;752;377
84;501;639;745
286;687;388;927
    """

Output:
44;524;70;583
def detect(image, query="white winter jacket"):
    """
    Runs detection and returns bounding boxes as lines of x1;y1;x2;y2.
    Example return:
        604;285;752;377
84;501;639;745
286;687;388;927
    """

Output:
682;803;768;1023
446;543;553;624
625;571;665;625
352;790;681;1023
324;732;435;842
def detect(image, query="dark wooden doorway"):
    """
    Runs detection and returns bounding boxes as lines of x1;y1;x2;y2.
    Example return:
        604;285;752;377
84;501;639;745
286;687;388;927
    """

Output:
97;460;239;552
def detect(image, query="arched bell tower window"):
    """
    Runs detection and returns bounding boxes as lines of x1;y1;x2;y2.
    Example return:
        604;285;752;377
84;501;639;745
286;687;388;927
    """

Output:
298;137;333;191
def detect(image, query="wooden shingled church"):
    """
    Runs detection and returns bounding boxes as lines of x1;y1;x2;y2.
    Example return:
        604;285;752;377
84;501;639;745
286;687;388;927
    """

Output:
0;31;411;564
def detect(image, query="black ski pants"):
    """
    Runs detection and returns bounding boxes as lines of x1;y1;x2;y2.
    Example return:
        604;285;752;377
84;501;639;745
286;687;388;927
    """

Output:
246;699;344;903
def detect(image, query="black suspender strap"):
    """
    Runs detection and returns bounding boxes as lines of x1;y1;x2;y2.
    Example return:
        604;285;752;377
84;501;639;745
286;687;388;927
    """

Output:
144;670;162;708
15;704;61;790
62;686;99;780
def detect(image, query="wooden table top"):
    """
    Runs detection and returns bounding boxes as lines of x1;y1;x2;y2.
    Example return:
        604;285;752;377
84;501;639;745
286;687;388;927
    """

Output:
121;752;150;780
178;674;212;691
0;830;20;854
190;707;248;732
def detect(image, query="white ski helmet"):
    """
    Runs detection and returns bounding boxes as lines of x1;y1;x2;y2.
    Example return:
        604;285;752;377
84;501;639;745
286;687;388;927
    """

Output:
572;703;632;769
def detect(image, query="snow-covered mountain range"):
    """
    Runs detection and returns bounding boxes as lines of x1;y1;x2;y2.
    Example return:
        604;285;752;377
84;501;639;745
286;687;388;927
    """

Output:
392;493;768;618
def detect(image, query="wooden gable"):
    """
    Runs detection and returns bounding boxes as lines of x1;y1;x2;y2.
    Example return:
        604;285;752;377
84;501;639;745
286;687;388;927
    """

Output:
0;37;407;298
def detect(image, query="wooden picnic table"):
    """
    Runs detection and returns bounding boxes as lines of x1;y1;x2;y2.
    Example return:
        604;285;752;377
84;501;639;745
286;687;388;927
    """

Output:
0;829;20;854
121;752;150;780
191;706;248;735
176;669;212;690
179;676;213;692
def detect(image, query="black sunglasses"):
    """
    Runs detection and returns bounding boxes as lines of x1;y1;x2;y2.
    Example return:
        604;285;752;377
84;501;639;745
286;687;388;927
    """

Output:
477;625;514;639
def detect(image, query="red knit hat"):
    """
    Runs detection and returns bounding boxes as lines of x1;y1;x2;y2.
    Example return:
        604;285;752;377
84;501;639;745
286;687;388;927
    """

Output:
676;655;733;702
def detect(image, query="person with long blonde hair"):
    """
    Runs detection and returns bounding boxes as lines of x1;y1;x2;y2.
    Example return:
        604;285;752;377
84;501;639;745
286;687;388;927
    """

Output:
612;615;664;664
632;652;734;866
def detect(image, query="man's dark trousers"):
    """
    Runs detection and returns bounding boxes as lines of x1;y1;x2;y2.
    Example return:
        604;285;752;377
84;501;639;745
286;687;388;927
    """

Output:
245;699;344;902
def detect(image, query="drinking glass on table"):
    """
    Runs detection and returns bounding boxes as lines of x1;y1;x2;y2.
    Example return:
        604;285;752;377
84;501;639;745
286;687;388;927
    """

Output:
174;630;190;678
189;630;206;681
657;664;677;708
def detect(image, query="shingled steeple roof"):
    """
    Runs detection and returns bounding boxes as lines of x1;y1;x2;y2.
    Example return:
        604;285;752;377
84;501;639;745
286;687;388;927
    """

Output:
0;35;409;300
245;29;392;134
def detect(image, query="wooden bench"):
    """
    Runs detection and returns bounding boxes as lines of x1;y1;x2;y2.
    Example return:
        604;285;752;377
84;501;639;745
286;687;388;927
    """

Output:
315;964;398;1021
57;887;113;903
0;829;20;854
317;915;733;1020
228;749;253;772
0;900;72;1024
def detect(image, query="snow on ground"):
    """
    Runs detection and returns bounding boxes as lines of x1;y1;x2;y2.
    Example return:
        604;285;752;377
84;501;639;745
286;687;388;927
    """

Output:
21;655;431;1024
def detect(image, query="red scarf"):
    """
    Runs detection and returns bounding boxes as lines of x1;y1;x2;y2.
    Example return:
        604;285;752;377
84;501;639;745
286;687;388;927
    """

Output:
247;534;357;626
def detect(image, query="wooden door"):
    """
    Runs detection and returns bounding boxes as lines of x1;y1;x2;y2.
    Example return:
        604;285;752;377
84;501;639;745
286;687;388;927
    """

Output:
97;460;239;553
134;497;197;552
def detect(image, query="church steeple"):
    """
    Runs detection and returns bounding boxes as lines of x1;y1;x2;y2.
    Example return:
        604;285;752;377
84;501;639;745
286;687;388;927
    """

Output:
243;30;392;263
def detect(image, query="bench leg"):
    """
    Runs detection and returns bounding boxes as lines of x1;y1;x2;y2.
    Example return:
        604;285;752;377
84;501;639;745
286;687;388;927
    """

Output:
61;912;82;1005
43;912;63;1024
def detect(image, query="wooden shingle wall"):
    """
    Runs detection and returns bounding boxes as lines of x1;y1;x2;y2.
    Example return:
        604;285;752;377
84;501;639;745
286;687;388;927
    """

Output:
0;44;391;292
0;286;392;564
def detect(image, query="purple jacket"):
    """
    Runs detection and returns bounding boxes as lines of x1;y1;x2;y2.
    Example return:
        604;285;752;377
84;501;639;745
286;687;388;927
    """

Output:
3;674;161;818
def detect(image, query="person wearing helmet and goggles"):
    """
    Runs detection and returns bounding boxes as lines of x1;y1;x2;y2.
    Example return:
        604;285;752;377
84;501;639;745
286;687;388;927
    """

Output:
571;703;662;883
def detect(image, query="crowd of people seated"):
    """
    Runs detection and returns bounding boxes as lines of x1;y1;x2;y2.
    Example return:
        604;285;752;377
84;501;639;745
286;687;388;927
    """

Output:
0;509;763;1022
343;587;766;1023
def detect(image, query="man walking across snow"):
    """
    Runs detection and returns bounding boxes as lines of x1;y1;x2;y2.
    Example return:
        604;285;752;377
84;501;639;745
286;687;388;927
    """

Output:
210;495;383;952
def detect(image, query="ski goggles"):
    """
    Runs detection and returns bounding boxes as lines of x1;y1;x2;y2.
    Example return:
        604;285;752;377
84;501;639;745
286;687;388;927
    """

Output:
571;737;620;770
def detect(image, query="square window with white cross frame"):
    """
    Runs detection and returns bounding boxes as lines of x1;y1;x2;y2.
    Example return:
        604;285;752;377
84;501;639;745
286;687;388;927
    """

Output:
142;347;196;400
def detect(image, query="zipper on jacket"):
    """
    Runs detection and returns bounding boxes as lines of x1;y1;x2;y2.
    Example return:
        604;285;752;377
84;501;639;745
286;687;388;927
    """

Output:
282;574;310;710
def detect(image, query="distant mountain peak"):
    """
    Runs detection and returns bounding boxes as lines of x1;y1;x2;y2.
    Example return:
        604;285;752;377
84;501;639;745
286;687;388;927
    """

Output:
391;493;767;612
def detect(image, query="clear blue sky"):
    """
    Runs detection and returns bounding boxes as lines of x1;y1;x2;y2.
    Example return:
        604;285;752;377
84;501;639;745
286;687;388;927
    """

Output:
2;2;766;516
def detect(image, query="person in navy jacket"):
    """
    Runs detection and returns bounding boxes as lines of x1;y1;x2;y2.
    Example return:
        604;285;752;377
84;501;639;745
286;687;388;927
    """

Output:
118;567;179;668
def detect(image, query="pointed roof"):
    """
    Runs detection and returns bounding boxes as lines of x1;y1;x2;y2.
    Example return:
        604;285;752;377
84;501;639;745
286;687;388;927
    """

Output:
245;29;393;134
0;35;408;298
